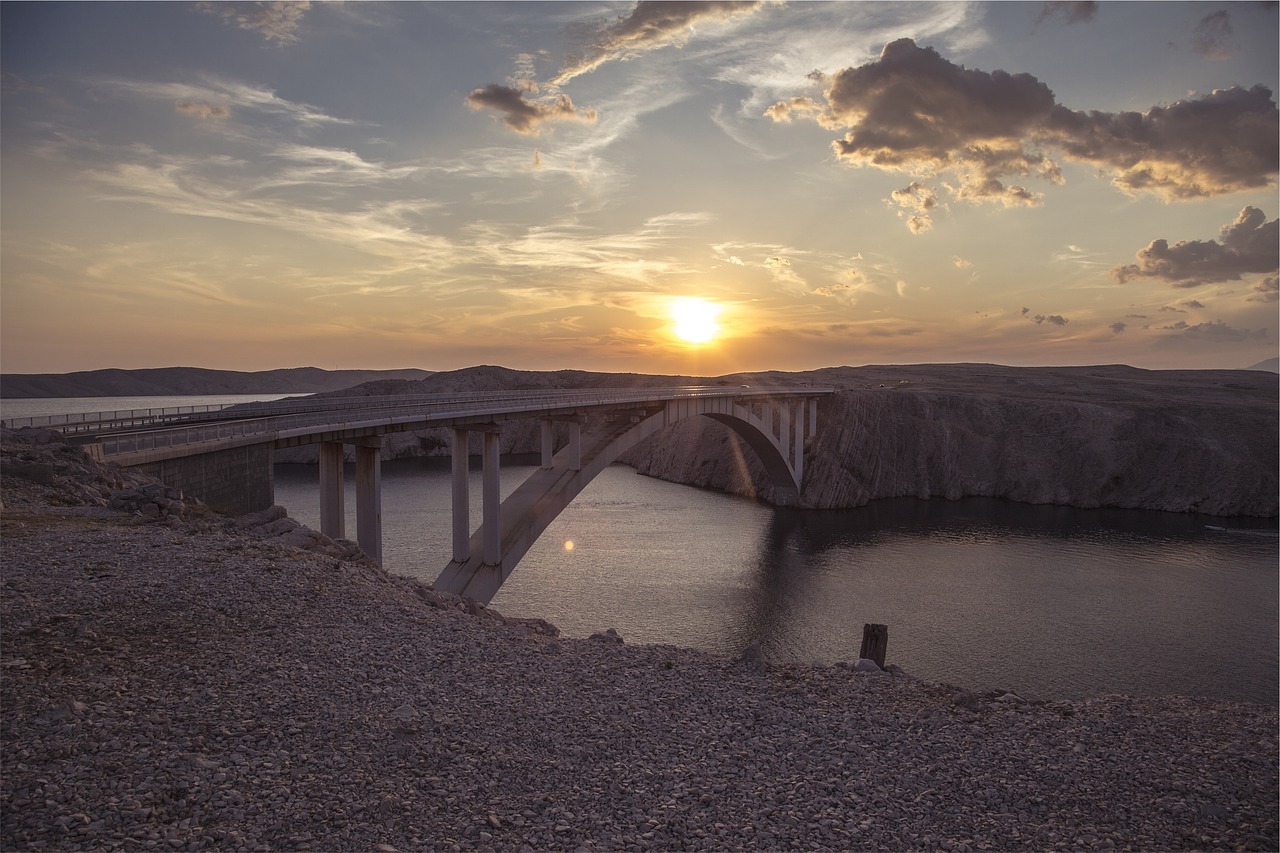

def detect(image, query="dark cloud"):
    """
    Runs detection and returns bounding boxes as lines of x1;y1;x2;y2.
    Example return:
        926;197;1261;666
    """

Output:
1161;319;1268;342
196;1;310;44
1036;2;1099;25
1110;321;1127;334
1191;10;1235;59
551;1;763;85
466;85;597;135
1034;313;1069;326
1183;299;1206;309
766;39;1278;208
1247;274;1279;303
1111;206;1279;287
1049;85;1278;199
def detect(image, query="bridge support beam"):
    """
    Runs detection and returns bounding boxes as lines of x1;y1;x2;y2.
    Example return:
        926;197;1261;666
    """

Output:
540;421;554;469
793;400;804;485
355;438;382;566
318;441;345;540
482;429;501;565
452;429;471;562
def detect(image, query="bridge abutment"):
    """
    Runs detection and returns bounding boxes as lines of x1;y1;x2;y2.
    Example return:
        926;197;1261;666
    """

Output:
132;443;274;515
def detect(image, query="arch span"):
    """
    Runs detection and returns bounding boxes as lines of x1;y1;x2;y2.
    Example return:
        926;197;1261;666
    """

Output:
434;395;811;604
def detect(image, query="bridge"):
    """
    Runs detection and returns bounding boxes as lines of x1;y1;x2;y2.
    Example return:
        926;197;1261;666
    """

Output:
5;386;833;604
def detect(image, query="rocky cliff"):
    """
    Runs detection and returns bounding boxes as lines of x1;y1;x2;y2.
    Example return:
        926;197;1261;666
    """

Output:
621;364;1279;518
278;363;1279;519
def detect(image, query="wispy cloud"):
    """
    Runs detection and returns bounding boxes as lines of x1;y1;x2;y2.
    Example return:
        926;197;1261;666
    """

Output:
549;1;766;87
195;1;312;45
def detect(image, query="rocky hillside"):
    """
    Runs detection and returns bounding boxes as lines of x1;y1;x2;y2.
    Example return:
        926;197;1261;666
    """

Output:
281;363;1277;519
622;364;1278;518
1;366;434;398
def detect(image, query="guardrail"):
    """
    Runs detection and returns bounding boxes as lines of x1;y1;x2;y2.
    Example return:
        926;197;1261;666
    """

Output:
74;386;832;457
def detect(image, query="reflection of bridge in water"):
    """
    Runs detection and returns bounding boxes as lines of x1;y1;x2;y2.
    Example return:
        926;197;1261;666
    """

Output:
8;386;832;603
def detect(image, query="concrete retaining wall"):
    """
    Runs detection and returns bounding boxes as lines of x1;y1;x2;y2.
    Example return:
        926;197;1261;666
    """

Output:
133;443;274;515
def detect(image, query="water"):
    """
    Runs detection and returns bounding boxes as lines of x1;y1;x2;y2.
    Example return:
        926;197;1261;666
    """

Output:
274;457;1279;706
0;394;300;424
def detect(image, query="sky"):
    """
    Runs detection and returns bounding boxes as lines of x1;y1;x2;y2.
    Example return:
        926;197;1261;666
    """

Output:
2;1;1277;376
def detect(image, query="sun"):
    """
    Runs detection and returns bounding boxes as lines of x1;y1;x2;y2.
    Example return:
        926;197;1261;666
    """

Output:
671;298;721;344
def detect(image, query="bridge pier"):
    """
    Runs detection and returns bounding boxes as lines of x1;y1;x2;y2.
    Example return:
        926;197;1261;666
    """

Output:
355;439;382;566
452;429;470;562
482;430;501;565
450;425;506;566
319;441;345;539
315;438;382;565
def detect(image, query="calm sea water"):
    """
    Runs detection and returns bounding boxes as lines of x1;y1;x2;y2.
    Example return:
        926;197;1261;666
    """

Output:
9;397;1276;704
275;457;1279;706
0;394;298;423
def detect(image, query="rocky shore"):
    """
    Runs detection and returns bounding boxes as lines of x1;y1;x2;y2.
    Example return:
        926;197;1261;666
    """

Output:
2;429;1278;851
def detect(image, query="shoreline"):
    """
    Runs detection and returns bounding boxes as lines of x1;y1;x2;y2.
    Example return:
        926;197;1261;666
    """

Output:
3;431;1278;851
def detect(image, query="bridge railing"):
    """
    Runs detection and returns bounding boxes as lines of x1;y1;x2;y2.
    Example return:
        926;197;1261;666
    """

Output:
84;386;832;457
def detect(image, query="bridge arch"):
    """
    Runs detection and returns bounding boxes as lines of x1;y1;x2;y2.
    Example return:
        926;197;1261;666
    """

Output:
434;395;815;604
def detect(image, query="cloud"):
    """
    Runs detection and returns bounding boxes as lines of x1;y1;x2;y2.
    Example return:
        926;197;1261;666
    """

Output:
549;1;765;86
1110;321;1127;334
176;101;230;120
1191;10;1235;59
1111;206;1279;287
1035;2;1099;26
1182;299;1205;309
767;38;1278;209
1051;84;1278;199
466;85;597;135
1247;274;1279;303
101;77;354;129
889;182;942;233
1034;313;1069;326
196;1;311;44
1160;319;1268;343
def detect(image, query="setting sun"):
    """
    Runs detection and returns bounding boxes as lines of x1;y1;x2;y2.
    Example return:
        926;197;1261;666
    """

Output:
671;298;722;344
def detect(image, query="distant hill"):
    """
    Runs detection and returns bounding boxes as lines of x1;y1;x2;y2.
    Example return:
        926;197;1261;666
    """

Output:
0;367;435;398
1245;357;1279;373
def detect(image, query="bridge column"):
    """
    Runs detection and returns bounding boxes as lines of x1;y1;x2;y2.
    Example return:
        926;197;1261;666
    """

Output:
482;429;501;565
540;421;554;469
318;441;345;540
808;397;818;438
354;438;382;566
793;399;804;485
568;421;582;471
778;400;791;460
452;429;470;562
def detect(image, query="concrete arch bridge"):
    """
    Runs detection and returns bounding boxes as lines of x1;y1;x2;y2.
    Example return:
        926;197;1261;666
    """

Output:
12;386;832;604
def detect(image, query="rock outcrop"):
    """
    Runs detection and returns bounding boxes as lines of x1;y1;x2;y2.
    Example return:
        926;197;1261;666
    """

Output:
619;364;1279;518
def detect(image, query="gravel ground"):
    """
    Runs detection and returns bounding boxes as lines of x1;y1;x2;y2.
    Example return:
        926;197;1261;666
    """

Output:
2;433;1277;852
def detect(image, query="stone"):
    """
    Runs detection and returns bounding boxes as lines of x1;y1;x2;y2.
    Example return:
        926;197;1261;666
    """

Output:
736;640;767;673
589;628;624;644
853;658;883;673
3;461;55;485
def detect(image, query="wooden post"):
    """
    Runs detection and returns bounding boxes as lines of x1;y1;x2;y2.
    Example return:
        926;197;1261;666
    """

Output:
860;623;888;669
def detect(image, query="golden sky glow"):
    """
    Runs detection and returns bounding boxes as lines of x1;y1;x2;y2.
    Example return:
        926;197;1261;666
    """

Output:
0;2;1276;375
